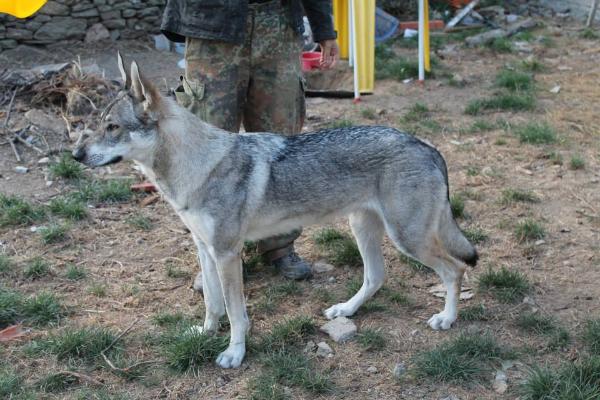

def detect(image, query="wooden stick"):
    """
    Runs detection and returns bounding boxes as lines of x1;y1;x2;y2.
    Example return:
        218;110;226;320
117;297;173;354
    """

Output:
13;135;45;154
587;0;600;27
100;318;161;373
56;370;103;386
2;88;20;162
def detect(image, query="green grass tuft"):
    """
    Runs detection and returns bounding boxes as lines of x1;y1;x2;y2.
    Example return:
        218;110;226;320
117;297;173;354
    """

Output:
461;227;488;244
469;119;497;133
152;311;188;327
39;327;119;362
386;290;414;306
38;372;80;393
487;37;514;53
314;228;361;267
583;319;600;355
478;266;530;303
459;304;490;321
357;328;386;351
0;368;22;398
450;195;465;219
49;154;84;180
88;283;107;297
501;188;540;205
165;263;191;279
414;332;508;382
261;350;332;394
24;257;51;279
257;281;302;312
495;69;533;91
125;213;153;231
72;180;132;204
327;119;353;129
0;287;23;328
0;194;45;226
520;59;546;72
515;219;546;243
39;223;69;244
515;122;556;144
22;291;64;326
49;197;87;220
402;102;429;123
580;28;599;39
569;155;585;170
516;312;558;335
465;92;535;115
521;357;600;400
361;107;377;120
259;316;316;351
0;254;12;275
65;264;86;280
162;325;229;373
248;373;287;400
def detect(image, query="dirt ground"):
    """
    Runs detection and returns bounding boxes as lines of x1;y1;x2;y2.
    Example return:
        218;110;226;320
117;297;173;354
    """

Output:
1;16;600;400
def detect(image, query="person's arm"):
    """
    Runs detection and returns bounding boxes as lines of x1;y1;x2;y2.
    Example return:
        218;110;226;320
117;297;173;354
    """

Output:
301;0;339;69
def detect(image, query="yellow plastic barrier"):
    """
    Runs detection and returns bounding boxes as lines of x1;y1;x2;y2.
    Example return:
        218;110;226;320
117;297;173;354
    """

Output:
0;0;47;18
333;0;375;94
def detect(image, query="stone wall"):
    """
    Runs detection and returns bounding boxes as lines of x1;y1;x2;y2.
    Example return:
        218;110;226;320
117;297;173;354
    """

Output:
540;1;597;22
0;0;166;50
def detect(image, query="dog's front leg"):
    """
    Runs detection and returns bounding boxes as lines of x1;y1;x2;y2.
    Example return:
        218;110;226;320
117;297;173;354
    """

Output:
213;250;249;368
194;238;225;334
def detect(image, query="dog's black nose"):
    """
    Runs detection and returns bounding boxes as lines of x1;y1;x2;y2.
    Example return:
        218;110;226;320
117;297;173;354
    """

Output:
72;148;86;162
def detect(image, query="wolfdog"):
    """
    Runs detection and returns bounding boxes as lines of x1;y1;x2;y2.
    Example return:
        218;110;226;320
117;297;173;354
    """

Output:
72;54;477;368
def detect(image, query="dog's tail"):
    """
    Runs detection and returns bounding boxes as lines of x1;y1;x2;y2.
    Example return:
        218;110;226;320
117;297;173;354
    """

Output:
440;208;479;267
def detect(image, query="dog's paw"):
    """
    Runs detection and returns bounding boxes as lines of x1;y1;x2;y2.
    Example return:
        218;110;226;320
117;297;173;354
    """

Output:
324;303;355;320
216;344;245;369
427;312;456;330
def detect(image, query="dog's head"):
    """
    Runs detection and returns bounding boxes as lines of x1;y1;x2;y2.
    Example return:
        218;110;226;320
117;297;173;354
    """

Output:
72;53;161;167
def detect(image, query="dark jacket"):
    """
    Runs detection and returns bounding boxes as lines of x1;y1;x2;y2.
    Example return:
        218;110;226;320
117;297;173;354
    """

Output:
161;0;336;44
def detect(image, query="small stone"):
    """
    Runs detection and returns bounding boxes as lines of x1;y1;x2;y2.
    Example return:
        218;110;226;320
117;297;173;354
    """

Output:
30;226;38;232
367;366;378;374
550;85;561;94
46;181;54;187
327;276;336;284
85;23;110;42
514;41;533;53
313;260;334;273
38;157;50;165
316;341;333;357
506;14;518;23
303;340;316;353
522;296;535;306
393;363;406;378
493;370;508;394
320;317;357;343
15;166;29;174
410;329;420;336
535;239;546;246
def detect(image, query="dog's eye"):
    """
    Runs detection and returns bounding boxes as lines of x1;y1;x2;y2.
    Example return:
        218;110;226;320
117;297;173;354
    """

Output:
106;123;120;132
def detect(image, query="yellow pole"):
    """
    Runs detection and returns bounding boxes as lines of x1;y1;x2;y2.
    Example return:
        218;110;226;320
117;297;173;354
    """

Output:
424;0;431;72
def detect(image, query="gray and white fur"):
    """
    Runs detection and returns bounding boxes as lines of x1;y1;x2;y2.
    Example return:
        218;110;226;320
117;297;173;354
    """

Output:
72;54;478;368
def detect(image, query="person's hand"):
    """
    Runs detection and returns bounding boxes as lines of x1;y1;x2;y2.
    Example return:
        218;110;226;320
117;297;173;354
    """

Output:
318;39;339;69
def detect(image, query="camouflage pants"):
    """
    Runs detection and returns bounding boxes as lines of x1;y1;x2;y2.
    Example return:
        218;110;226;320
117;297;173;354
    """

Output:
177;0;305;257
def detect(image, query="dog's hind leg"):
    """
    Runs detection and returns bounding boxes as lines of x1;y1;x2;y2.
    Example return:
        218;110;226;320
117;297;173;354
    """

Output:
192;238;225;334
324;210;385;319
212;249;249;368
385;222;465;330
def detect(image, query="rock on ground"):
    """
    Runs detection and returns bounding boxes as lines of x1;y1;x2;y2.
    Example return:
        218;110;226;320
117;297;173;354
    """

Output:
316;341;333;357
320;316;357;343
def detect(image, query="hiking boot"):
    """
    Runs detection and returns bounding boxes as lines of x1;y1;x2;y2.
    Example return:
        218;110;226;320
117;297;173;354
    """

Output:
272;251;313;280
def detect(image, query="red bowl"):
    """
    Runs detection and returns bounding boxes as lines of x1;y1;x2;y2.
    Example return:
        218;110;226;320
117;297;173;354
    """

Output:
301;51;321;71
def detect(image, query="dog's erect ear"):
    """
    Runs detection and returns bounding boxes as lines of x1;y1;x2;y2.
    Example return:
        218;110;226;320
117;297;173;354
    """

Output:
117;51;129;88
130;60;159;109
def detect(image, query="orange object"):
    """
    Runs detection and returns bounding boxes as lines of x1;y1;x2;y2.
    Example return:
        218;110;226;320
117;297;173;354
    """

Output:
448;0;471;9
399;20;445;31
131;182;157;193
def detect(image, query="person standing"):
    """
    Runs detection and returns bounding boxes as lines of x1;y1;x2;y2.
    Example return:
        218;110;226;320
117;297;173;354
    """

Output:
161;0;339;285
